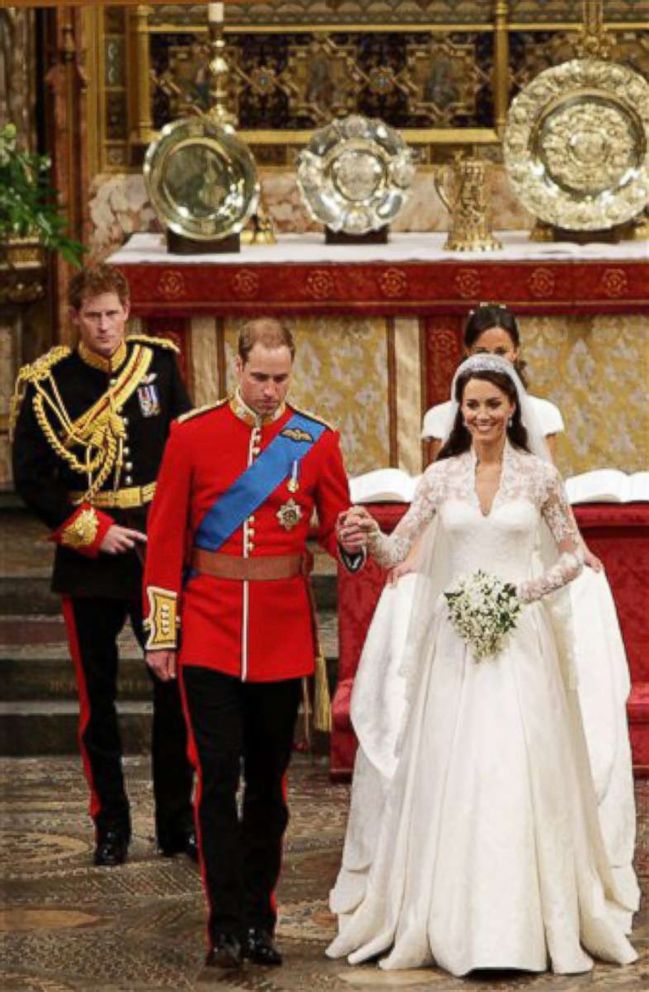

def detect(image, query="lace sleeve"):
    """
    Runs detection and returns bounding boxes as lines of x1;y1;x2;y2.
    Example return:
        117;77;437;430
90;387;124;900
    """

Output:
368;471;440;568
518;465;583;603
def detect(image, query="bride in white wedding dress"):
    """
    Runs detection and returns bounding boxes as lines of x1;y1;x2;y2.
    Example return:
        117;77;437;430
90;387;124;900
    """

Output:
419;305;637;900
329;355;637;977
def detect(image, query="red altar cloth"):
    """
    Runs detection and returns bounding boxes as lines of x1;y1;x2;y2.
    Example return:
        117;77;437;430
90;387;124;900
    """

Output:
112;233;649;318
331;502;649;779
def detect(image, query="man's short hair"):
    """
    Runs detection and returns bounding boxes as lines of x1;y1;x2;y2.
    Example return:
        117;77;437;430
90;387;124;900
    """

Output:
68;264;131;310
238;318;295;364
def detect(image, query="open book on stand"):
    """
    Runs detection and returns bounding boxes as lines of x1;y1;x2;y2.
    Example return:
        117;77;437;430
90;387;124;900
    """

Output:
349;468;421;503
349;467;649;505
565;469;649;504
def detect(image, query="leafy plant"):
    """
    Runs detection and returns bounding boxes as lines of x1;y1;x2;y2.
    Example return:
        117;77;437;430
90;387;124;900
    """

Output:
0;122;85;266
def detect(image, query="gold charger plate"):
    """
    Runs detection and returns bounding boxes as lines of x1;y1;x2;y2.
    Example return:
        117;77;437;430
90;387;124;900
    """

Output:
504;59;649;230
297;114;416;235
144;117;259;241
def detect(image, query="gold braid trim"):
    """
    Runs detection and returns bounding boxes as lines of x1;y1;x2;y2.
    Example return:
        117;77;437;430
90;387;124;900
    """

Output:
144;587;179;650
177;398;227;424
127;333;180;354
20;344;152;504
60;507;100;549
9;346;71;439
69;345;152;439
289;403;335;432
31;388;118;486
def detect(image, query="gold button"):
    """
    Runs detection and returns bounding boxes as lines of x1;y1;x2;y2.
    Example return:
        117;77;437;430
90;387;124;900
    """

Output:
122;416;129;426
125;461;133;471
252;447;261;456
125;475;133;485
124;447;131;456
247;527;255;537
248;515;255;523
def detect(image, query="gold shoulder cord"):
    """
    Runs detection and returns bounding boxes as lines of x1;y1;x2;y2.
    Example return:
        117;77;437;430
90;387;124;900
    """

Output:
11;347;119;498
9;346;70;440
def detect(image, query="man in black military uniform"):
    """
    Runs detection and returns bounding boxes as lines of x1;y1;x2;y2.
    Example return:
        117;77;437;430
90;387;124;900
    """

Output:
11;264;195;867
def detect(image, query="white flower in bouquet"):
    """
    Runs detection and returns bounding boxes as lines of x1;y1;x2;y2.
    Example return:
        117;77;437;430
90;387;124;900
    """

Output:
444;569;522;661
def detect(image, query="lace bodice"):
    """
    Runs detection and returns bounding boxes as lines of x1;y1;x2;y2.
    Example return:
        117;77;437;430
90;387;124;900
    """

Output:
369;444;583;602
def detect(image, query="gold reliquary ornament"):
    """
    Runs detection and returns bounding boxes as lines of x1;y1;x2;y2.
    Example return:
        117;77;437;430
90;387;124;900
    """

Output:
434;154;502;252
143;3;259;254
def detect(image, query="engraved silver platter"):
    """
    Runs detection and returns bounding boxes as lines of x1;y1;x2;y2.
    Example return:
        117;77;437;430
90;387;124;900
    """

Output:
504;59;649;230
297;115;416;235
144;117;259;241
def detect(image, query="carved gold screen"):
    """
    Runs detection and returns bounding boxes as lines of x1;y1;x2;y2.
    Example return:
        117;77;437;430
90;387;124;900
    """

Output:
85;2;648;175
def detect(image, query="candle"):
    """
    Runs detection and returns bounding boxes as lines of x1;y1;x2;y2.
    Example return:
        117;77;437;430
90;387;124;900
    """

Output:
208;3;225;22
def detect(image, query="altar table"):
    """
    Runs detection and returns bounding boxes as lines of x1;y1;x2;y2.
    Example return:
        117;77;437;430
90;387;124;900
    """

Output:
112;231;648;317
331;502;649;779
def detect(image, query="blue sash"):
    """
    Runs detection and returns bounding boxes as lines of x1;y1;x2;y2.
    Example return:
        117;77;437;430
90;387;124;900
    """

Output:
194;412;326;552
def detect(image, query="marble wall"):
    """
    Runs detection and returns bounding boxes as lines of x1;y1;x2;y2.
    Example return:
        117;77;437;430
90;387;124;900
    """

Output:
87;167;530;261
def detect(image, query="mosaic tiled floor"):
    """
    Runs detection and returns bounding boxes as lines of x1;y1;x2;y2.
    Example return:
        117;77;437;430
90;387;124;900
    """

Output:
0;756;647;992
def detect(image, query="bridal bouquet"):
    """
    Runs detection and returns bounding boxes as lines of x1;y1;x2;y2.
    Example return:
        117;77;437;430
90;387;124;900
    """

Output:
444;570;522;660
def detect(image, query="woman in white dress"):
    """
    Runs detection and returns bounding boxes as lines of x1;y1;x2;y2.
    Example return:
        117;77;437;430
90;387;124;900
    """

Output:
419;305;637;900
328;355;637;976
422;304;564;464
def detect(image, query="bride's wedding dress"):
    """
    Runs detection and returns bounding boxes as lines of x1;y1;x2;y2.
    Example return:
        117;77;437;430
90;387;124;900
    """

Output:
424;396;637;891
327;444;637;976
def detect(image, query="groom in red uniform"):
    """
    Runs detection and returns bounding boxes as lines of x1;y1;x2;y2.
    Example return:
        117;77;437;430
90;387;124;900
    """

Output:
144;318;361;970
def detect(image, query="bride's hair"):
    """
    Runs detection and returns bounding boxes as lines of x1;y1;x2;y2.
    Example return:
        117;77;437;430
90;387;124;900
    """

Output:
463;304;529;388
436;369;530;461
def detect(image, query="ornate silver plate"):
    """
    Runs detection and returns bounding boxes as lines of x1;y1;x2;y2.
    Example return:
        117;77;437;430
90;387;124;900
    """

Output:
504;59;649;230
297;115;416;235
144;117;259;241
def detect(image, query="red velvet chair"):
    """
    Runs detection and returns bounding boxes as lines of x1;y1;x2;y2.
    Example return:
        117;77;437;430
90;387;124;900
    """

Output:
331;503;649;779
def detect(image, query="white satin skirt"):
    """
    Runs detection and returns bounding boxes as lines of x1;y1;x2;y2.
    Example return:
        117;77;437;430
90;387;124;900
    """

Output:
327;579;638;976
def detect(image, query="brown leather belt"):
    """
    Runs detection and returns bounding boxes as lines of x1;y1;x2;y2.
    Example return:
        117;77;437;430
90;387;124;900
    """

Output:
191;548;309;581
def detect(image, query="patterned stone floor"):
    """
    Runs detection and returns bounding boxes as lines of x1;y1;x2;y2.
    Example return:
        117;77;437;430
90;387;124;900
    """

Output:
0;756;647;992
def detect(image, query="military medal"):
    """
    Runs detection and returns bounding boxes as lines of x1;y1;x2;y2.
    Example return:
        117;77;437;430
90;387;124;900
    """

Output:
277;498;302;531
137;383;161;417
287;459;300;493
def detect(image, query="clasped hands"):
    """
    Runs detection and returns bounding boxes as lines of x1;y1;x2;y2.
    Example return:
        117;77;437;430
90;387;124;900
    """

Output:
336;506;377;553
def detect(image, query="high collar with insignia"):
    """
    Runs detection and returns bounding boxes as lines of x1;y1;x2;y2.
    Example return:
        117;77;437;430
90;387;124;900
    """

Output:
229;389;286;428
78;339;128;374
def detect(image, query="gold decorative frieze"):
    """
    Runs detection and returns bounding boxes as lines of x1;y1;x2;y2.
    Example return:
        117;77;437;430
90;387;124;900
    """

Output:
90;4;646;174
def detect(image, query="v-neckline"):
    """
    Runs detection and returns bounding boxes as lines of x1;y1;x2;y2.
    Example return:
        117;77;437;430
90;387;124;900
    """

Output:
470;443;507;518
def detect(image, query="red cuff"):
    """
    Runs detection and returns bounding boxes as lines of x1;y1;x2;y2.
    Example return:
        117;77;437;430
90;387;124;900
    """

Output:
49;504;114;558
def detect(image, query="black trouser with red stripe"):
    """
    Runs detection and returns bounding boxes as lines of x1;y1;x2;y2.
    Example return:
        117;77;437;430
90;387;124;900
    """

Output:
62;596;194;841
181;666;301;942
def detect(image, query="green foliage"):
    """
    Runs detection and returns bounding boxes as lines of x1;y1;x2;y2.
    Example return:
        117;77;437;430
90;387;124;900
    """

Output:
0;122;85;266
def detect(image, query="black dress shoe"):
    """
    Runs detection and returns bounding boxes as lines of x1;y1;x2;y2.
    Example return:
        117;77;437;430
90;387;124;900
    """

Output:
205;933;243;969
94;829;129;867
244;927;282;966
158;827;199;862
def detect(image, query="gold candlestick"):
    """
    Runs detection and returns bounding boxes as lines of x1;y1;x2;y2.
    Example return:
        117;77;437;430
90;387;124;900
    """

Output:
206;2;237;129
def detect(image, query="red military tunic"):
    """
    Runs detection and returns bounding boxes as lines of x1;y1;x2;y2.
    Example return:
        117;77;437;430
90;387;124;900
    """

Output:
143;393;353;681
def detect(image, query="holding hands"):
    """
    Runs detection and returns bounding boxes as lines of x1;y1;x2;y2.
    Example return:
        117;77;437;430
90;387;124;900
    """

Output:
337;506;377;553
